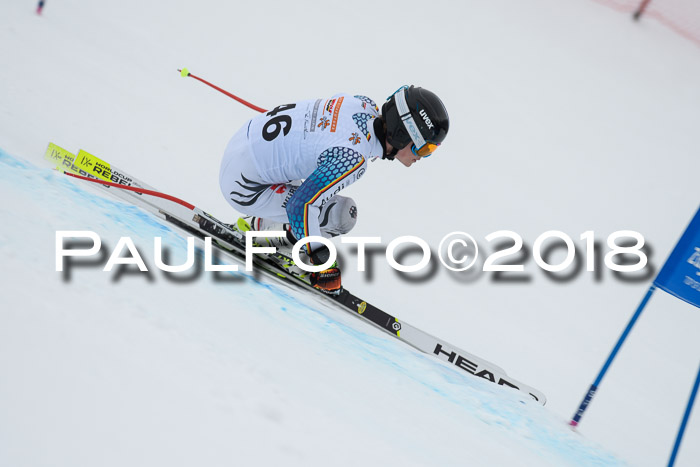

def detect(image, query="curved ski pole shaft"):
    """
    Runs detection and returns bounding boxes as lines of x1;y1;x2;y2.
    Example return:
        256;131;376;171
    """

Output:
64;172;195;210
178;68;267;113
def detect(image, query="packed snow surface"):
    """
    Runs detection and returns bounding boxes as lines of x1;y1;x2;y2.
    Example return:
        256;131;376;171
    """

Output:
1;0;700;465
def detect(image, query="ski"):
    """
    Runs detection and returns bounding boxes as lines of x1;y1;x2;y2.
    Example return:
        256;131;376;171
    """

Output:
44;142;546;405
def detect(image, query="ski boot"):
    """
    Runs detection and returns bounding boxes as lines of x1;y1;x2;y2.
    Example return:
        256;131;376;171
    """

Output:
235;216;342;295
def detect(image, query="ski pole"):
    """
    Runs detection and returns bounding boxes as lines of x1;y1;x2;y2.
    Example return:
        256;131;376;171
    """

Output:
63;172;195;210
178;68;267;113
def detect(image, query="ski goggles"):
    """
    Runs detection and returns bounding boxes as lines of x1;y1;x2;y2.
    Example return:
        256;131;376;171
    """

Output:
391;86;440;158
411;141;439;158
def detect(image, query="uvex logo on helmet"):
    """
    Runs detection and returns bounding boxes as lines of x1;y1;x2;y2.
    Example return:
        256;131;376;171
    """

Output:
419;109;434;129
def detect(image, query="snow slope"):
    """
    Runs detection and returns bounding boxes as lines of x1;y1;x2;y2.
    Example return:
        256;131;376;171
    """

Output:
0;149;618;466
1;0;700;465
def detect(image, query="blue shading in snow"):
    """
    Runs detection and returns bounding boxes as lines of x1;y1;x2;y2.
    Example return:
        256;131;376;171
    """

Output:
0;147;624;466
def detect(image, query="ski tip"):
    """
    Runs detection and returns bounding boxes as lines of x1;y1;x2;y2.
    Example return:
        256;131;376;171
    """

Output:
179;67;190;78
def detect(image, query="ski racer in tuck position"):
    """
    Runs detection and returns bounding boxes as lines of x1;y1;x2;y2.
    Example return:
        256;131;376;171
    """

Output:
219;86;449;295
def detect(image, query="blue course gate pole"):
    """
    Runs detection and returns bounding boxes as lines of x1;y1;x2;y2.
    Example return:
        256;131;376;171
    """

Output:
570;285;657;427
668;362;700;467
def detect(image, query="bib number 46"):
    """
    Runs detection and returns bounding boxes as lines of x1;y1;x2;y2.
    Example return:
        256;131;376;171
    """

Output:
262;104;296;141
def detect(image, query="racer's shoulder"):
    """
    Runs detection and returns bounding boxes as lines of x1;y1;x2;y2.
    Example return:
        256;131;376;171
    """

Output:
332;93;380;115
